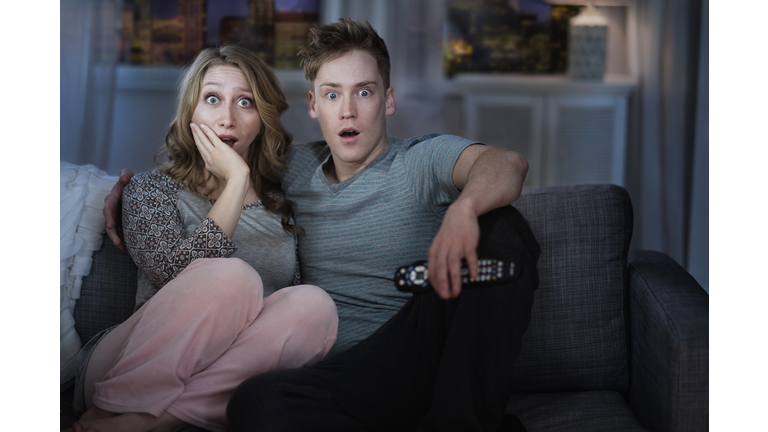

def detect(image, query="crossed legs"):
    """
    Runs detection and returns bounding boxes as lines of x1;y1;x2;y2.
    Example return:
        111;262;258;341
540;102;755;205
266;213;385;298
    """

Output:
72;258;338;432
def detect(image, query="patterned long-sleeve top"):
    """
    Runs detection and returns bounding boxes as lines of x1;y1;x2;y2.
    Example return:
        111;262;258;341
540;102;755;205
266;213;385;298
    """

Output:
123;171;300;305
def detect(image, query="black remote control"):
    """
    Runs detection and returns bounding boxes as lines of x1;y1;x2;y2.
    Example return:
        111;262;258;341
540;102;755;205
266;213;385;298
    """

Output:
394;259;519;294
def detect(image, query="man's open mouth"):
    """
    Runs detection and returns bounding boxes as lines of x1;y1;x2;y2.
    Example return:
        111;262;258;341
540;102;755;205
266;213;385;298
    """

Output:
339;129;360;138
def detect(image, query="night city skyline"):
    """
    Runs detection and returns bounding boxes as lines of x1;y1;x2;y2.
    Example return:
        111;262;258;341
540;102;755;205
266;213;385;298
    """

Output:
121;0;319;67
443;0;580;75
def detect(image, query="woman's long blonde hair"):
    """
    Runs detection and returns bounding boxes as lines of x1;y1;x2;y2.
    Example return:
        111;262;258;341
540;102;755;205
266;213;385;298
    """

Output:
157;44;302;234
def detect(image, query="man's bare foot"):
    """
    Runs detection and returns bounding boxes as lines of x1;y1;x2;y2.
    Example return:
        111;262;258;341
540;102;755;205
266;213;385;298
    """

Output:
72;411;186;432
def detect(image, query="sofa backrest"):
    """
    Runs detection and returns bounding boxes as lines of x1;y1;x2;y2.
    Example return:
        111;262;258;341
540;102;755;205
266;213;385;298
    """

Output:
73;236;138;345
510;184;633;392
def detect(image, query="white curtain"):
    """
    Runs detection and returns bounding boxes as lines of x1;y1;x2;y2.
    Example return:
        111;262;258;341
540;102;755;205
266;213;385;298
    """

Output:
60;0;122;169
688;0;708;292
626;0;708;291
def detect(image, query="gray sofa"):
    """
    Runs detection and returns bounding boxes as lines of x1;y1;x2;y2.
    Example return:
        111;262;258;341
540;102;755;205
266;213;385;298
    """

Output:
60;184;709;431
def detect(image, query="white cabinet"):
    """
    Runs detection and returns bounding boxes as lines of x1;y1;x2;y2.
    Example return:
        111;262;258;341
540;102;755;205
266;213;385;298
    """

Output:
545;94;628;187
465;93;545;188
459;76;635;189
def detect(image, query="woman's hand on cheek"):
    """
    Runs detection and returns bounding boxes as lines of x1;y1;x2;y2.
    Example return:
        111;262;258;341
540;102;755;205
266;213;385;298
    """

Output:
190;123;250;181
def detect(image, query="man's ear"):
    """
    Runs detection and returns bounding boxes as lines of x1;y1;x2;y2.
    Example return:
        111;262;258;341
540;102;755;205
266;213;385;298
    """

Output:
308;90;318;119
385;87;396;116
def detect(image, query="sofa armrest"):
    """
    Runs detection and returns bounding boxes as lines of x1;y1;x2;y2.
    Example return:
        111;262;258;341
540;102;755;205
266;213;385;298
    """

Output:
625;250;708;432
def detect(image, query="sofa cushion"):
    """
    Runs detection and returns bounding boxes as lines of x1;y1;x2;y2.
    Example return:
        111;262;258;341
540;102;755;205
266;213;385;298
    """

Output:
506;391;648;431
73;234;139;345
510;184;632;391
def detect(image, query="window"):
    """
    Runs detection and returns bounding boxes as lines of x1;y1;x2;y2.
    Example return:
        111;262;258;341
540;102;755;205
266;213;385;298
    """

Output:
118;0;320;68
443;0;580;76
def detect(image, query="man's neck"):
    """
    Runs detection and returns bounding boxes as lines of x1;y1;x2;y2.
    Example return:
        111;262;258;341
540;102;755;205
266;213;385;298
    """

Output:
323;137;390;184
323;157;369;184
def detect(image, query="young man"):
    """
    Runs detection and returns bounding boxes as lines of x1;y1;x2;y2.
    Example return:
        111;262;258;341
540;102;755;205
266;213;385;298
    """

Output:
104;19;539;432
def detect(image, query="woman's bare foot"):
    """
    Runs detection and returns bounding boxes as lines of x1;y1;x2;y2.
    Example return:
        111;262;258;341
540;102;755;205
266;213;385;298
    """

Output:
72;411;186;432
68;406;118;432
78;406;116;422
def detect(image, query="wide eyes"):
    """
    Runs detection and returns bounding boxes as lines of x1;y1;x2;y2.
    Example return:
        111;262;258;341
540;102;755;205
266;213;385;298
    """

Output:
325;89;371;100
204;94;253;108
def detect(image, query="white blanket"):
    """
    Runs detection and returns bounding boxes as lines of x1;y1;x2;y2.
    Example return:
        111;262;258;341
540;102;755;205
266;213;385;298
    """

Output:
60;161;118;389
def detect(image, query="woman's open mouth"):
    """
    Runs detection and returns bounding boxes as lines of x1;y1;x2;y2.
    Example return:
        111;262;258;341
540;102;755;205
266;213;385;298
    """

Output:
219;136;238;147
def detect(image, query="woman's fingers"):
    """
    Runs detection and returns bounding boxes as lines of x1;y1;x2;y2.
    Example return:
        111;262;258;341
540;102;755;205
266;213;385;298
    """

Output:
190;123;218;163
190;123;226;154
198;123;223;143
190;122;248;182
190;123;208;155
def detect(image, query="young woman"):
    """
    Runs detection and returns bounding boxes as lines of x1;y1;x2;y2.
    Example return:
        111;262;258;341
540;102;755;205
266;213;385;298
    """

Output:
68;45;338;432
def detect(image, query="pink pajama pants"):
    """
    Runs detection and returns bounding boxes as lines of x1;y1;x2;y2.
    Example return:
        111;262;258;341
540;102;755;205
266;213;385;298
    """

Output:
82;258;338;432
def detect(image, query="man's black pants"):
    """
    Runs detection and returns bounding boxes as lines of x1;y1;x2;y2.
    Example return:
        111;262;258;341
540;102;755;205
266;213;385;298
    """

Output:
227;205;540;432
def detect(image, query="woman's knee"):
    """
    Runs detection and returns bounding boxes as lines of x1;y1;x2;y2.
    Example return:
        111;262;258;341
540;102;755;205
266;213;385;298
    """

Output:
212;257;262;286
169;258;264;312
283;285;338;324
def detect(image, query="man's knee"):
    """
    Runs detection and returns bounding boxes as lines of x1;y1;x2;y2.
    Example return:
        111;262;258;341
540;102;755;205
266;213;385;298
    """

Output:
477;205;540;265
475;206;540;299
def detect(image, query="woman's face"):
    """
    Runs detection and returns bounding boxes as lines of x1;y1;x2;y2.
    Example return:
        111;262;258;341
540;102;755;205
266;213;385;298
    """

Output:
191;65;262;159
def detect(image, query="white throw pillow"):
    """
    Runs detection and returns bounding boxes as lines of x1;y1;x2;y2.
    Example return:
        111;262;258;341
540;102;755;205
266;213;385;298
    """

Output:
60;161;117;390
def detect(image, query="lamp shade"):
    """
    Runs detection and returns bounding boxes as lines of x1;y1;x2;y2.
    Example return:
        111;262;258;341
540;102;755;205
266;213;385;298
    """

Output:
568;4;608;80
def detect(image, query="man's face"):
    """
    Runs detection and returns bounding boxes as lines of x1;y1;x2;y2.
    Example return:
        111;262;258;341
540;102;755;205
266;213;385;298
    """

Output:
308;49;396;182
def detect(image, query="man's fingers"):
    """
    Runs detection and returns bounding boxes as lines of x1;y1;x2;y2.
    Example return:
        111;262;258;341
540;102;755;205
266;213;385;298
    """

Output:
430;261;446;298
429;240;468;299
104;185;119;225
465;245;479;280
442;250;459;298
104;191;123;248
427;246;446;299
446;244;478;299
119;169;134;183
106;228;123;250
116;226;126;251
428;222;483;299
104;169;133;250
